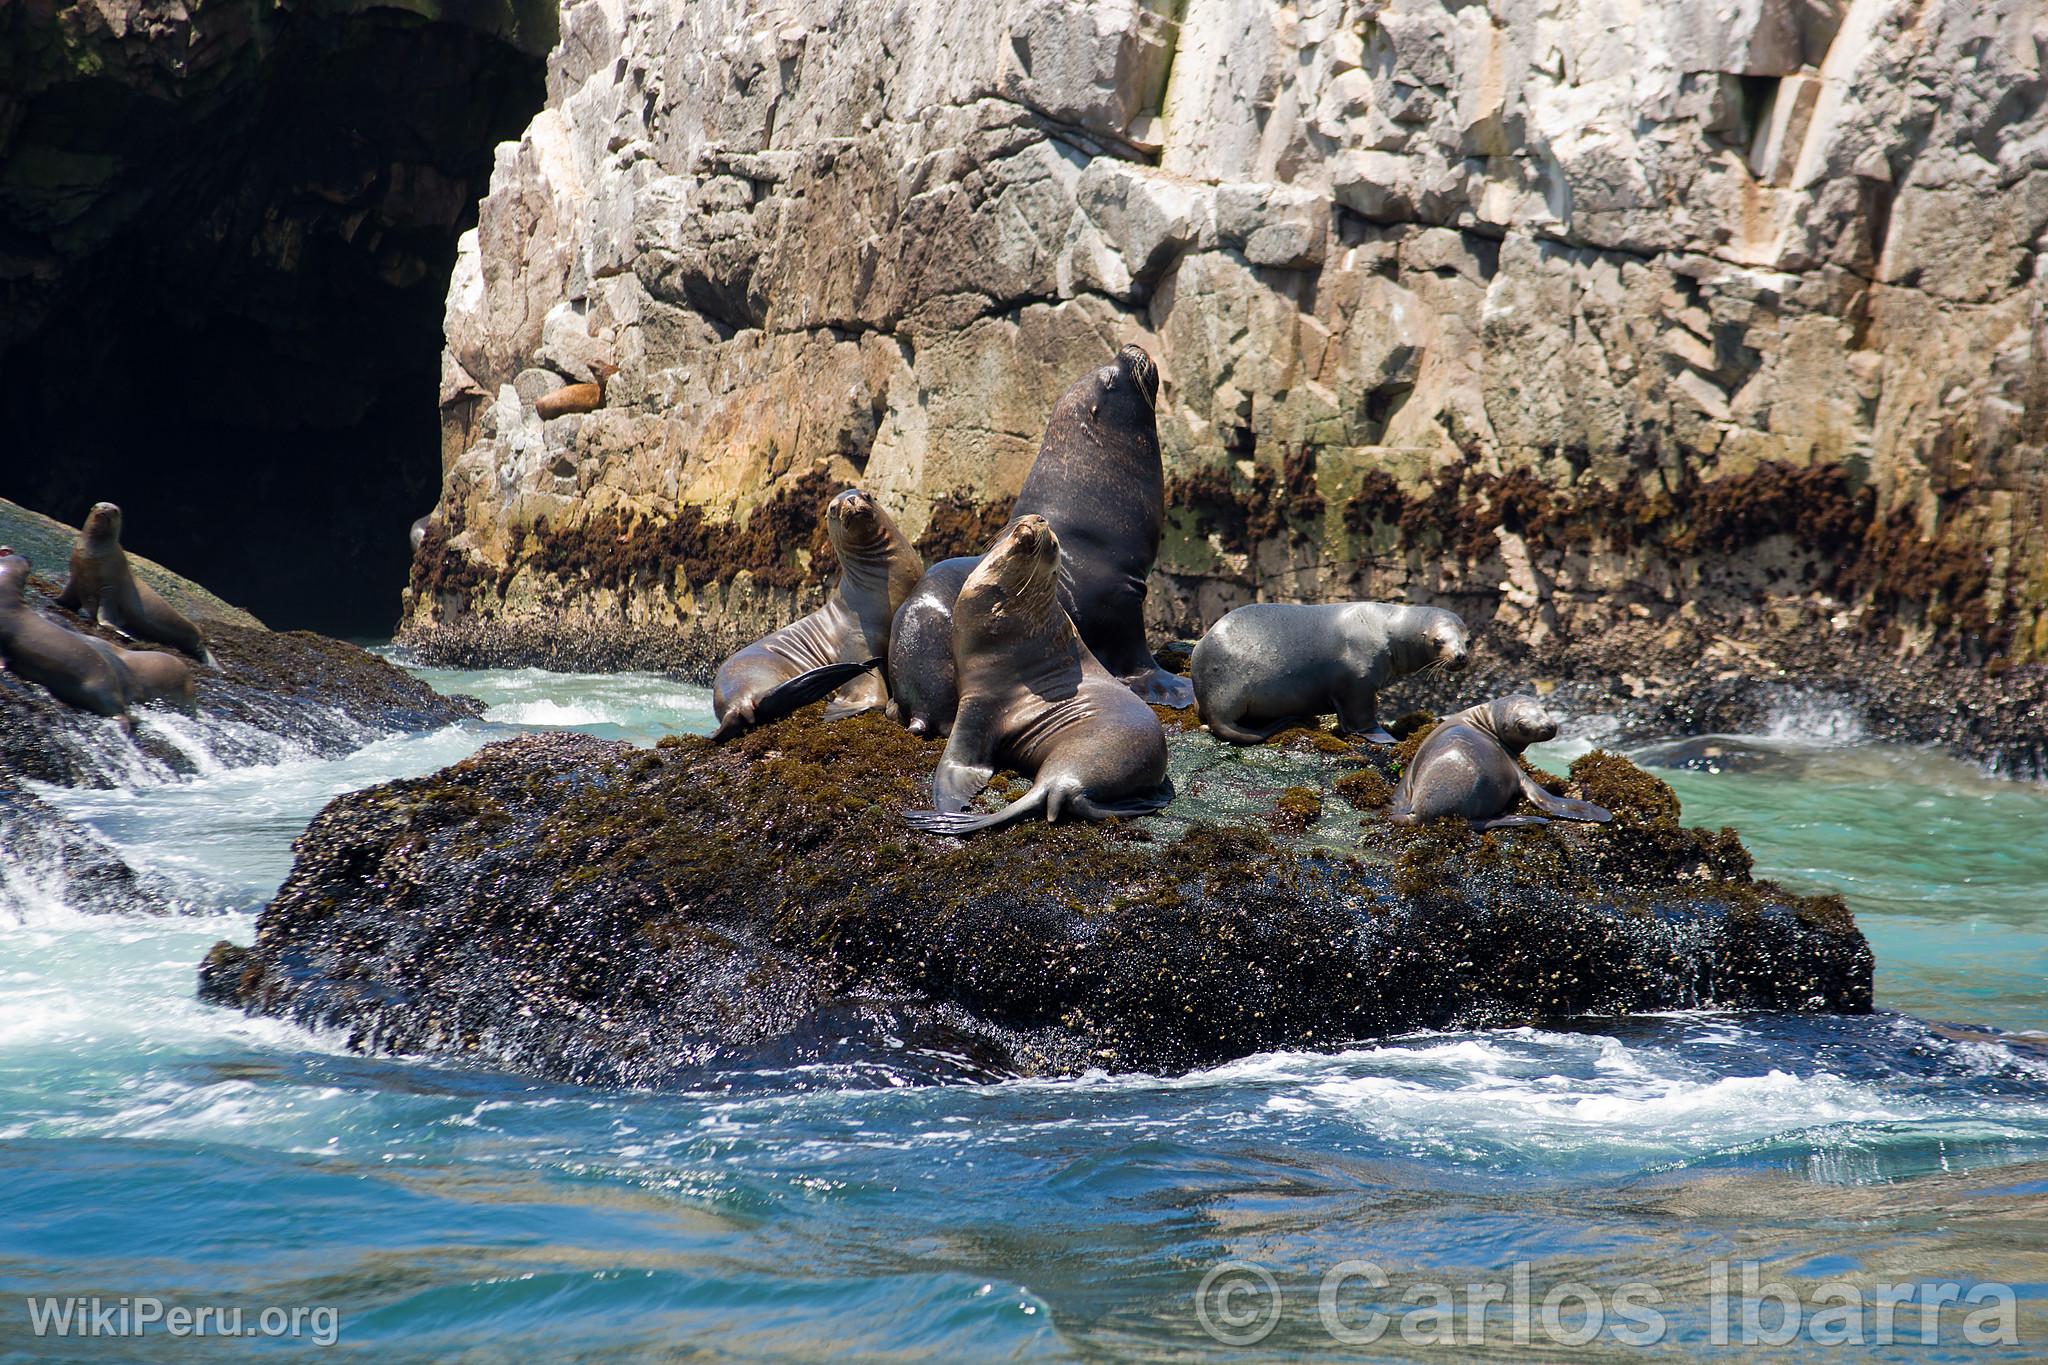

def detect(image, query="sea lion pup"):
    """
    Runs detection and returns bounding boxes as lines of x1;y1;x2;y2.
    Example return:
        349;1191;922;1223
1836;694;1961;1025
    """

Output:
1388;694;1612;831
902;516;1171;835
710;487;925;742
0;550;134;729
57;503;214;665
884;555;976;737
1012;343;1192;708
1190;602;1469;745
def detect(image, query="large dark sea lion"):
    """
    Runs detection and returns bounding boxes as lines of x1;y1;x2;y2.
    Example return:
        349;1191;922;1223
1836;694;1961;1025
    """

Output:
0;550;133;727
711;487;924;741
1012;343;1189;707
57;503;213;665
1190;602;1468;745
884;555;976;737
1388;695;1612;831
902;516;1171;835
887;344;1189;734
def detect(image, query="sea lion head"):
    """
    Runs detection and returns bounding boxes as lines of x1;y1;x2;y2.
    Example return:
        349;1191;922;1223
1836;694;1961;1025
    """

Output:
1418;606;1469;671
985;513;1058;587
960;515;1061;628
82;502;123;542
1488;694;1557;752
826;487;882;547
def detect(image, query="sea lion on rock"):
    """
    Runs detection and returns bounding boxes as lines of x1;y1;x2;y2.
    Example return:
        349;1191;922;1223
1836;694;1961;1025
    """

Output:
1191;602;1469;745
1011;343;1190;708
886;344;1189;734
885;555;976;737
534;360;617;420
1388;695;1612;831
711;487;925;742
57;503;213;665
0;550;133;728
82;637;195;712
903;516;1171;835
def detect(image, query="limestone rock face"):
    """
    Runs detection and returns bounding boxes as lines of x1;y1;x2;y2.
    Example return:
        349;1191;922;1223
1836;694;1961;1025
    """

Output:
406;0;2048;666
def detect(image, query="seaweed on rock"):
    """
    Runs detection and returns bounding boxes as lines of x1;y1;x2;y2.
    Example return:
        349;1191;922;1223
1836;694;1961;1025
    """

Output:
200;709;1874;1086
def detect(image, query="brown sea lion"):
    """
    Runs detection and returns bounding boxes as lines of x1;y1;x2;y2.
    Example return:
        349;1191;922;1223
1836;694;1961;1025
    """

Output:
711;487;925;742
1388;695;1612;831
902;516;1171;834
83;637;195;712
0;550;133;728
57;503;214;665
1191;602;1469;745
535;360;618;420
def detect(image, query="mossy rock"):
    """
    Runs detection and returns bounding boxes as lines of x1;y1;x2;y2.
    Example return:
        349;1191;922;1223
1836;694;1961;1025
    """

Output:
199;709;1875;1087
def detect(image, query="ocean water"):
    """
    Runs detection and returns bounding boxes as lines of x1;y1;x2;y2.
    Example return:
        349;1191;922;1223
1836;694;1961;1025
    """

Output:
4;667;2046;1360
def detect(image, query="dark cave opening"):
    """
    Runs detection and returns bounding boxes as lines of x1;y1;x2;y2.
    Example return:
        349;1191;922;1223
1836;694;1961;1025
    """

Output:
1;8;548;638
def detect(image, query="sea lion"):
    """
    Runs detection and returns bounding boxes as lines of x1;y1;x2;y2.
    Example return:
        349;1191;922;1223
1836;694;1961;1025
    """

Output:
1388;695;1612;831
1190;602;1469;745
57;503;214;665
82;637;195;712
711;487;925;742
902;516;1171;834
1011;343;1190;707
0;550;134;728
884;555;976;737
885;344;1189;735
535;360;618;420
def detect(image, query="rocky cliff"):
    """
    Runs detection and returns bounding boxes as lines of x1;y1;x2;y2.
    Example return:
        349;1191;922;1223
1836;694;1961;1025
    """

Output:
402;1;2048;704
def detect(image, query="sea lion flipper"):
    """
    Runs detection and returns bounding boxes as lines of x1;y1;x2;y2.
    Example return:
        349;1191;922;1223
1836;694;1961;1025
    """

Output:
1542;795;1613;824
55;578;80;611
901;787;1047;837
1476;814;1549;831
750;659;882;728
1516;768;1613;824
932;698;1000;813
1069;783;1174;821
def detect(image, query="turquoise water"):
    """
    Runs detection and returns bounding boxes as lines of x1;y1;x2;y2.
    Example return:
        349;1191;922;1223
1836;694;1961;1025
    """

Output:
4;668;2045;1359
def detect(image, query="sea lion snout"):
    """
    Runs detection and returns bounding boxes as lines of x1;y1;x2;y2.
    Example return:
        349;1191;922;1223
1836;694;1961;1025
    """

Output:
1008;514;1053;555
828;488;876;522
1115;344;1158;410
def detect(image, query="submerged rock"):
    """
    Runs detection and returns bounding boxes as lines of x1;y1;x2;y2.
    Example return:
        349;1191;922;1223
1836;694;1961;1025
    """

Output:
0;774;186;917
200;709;1872;1085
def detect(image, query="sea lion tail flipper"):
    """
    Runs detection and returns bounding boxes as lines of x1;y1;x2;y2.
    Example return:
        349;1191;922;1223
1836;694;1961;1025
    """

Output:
1475;814;1549;831
1543;795;1613;824
902;786;1047;836
1069;784;1175;822
1517;770;1613;824
751;659;882;726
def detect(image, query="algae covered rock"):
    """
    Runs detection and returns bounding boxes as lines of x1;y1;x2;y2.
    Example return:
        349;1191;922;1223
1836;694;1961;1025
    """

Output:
200;709;1872;1084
